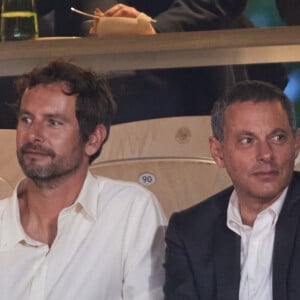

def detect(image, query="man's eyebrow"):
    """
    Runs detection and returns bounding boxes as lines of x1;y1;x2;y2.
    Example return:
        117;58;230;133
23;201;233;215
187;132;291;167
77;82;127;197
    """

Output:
270;128;288;133
268;128;289;136
18;110;69;122
18;109;31;116
236;130;255;136
43;113;70;123
44;113;66;119
235;128;290;139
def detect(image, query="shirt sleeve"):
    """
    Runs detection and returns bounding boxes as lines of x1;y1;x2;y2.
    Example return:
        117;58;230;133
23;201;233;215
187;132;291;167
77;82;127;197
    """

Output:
122;191;167;300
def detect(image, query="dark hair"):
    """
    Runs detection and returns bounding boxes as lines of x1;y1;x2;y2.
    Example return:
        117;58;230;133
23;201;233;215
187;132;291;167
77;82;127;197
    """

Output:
211;80;297;141
16;59;117;163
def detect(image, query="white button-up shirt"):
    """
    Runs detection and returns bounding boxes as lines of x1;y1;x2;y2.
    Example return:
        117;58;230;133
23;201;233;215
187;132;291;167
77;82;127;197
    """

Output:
227;188;287;300
0;172;167;300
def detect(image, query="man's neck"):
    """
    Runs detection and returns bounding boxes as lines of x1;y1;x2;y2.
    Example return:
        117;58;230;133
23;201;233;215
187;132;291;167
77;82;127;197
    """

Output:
18;170;88;246
237;194;281;227
239;202;267;226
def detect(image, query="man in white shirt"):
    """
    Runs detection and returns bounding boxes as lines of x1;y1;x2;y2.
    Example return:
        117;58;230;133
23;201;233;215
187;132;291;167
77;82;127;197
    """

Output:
0;59;166;300
164;80;300;300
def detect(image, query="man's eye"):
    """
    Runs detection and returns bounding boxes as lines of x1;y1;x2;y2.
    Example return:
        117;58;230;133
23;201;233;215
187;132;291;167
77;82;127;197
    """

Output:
273;134;286;142
240;137;252;145
20;116;32;124
49;119;62;126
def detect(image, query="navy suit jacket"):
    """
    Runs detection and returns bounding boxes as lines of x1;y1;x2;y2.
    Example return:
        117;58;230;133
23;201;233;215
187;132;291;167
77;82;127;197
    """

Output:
164;171;300;300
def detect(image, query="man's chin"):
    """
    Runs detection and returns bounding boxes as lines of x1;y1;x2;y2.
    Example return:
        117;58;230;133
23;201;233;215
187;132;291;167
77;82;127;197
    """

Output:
249;185;283;203
25;172;54;181
22;165;55;180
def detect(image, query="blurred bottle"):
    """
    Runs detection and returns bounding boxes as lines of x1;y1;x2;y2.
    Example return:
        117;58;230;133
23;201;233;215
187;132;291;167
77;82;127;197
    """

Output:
1;0;38;41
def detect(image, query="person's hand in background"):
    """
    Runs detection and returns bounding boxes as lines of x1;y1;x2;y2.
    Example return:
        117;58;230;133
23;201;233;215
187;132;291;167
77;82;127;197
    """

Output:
89;8;104;34
89;5;156;35
104;4;140;18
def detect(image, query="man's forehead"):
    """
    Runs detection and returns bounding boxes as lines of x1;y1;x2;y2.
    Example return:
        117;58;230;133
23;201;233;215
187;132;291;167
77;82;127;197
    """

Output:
20;83;77;115
224;99;285;117
223;100;291;132
25;81;70;93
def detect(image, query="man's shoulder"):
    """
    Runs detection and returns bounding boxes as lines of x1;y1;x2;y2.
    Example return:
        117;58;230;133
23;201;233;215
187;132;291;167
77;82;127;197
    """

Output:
180;186;233;215
292;171;300;181
285;171;300;203
287;171;300;194
91;175;167;226
169;186;233;229
95;175;155;198
92;175;164;214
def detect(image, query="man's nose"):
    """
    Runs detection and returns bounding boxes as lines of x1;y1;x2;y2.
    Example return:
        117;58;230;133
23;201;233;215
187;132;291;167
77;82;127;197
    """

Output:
28;122;45;142
256;141;273;162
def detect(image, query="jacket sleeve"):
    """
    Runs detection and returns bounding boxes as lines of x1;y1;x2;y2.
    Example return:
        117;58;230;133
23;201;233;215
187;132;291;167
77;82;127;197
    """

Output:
153;0;247;33
164;213;199;299
36;0;55;15
276;0;300;25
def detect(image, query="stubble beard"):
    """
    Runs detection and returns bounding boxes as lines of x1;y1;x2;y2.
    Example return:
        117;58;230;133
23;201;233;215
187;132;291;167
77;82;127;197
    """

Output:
17;142;84;189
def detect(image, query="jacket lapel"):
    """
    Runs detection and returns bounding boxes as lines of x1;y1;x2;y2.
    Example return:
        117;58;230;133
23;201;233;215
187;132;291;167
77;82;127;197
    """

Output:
214;211;241;300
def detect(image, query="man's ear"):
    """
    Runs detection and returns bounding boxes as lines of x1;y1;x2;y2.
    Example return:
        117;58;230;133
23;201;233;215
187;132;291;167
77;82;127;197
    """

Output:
85;124;107;157
209;136;225;168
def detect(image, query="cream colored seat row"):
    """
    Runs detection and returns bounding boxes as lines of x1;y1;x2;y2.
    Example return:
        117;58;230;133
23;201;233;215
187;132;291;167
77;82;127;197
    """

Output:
1;116;299;219
0;129;23;187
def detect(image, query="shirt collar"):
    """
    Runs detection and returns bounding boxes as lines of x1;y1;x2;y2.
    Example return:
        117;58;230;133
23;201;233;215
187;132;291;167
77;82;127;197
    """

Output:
0;171;100;250
227;187;288;235
69;171;99;221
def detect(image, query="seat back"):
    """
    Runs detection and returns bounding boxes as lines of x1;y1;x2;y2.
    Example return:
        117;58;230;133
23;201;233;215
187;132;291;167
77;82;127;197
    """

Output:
0;129;23;188
0;177;13;199
0;123;299;217
91;116;232;218
90;158;230;219
94;115;213;163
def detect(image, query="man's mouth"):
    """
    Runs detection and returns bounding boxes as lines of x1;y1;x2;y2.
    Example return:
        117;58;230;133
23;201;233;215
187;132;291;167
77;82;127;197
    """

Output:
251;168;279;178
20;143;55;158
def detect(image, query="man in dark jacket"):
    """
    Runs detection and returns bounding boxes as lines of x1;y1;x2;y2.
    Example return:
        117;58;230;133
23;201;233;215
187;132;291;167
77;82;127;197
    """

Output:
164;80;300;299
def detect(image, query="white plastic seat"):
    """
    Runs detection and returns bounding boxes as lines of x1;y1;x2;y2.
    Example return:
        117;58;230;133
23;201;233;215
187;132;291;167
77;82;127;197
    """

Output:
90;157;230;219
90;116;232;219
0;177;13;199
0;129;23;188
